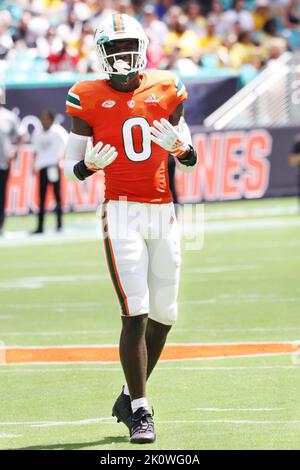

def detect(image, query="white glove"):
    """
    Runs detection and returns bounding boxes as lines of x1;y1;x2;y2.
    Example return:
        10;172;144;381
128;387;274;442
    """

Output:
85;141;118;171
150;117;189;158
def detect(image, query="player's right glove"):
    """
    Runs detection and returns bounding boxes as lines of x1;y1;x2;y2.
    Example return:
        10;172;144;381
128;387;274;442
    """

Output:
84;141;118;171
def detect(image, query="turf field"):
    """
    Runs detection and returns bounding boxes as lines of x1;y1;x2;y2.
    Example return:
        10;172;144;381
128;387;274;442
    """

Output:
0;197;300;450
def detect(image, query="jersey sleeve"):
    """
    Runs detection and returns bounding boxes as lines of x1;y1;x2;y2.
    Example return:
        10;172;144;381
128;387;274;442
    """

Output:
173;74;188;105
66;82;86;120
165;72;188;115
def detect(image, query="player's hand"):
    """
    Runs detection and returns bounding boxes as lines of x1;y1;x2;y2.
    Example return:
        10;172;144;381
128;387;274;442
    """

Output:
84;141;118;171
150;117;189;158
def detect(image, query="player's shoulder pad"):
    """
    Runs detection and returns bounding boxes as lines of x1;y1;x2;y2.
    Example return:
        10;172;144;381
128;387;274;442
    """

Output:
66;79;106;112
147;70;186;98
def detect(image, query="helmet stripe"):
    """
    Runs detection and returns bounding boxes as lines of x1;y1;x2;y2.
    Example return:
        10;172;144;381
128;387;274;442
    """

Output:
113;13;125;32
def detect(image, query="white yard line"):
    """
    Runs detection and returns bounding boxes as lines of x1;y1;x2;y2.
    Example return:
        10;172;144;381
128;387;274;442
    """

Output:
0;365;298;373
193;408;285;412
0;417;114;427
1;325;299;336
0;274;109;289
159;420;300;425
0;331;113;337
181;298;299;304
186;265;259;273
175;327;300;332
1;216;300;248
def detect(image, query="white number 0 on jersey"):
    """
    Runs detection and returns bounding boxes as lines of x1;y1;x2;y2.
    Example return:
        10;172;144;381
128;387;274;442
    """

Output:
122;117;152;162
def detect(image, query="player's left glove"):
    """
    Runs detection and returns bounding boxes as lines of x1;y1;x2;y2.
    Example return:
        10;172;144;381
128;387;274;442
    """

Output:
150;117;189;158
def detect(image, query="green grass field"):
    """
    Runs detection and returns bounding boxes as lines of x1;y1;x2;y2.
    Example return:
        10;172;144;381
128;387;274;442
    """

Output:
0;197;300;450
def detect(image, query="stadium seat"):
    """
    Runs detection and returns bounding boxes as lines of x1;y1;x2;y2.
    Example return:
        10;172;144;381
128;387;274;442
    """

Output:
283;29;300;49
239;64;259;87
220;0;232;10
201;53;220;69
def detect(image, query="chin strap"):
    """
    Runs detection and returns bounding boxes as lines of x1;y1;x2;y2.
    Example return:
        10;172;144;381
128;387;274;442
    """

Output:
110;71;138;84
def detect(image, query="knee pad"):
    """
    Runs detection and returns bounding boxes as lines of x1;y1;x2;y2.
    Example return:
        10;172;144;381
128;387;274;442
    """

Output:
149;303;178;326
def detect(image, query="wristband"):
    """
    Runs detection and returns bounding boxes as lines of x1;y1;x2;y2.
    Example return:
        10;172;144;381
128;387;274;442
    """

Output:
176;145;197;167
73;160;96;181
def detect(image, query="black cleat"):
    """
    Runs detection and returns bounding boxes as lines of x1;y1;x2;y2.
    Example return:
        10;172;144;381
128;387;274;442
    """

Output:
130;407;156;444
112;388;132;430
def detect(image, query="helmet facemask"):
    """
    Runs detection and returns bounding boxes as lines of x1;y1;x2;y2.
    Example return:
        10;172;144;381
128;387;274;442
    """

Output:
95;37;148;76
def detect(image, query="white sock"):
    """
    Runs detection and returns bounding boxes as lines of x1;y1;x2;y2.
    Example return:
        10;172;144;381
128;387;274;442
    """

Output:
123;384;130;396
131;397;149;414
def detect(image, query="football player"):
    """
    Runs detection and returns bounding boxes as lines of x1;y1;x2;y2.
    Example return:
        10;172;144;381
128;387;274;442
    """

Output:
64;13;197;444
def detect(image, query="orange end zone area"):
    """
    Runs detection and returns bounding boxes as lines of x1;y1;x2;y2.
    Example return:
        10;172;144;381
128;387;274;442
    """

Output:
0;342;296;365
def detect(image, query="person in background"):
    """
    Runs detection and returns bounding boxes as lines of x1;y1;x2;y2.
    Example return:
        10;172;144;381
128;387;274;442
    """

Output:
0;105;25;235
289;133;300;211
185;0;206;37
230;30;261;69
163;13;199;60
198;18;222;53
222;0;254;33
207;0;226;37
142;3;168;68
252;0;271;31
47;40;80;73
259;17;288;60
31;109;68;234
284;0;300;30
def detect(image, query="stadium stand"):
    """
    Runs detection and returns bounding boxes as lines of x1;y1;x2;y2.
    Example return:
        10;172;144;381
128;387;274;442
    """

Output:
1;0;300;87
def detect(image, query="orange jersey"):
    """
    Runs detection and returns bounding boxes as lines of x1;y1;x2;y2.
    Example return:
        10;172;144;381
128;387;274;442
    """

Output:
66;70;187;203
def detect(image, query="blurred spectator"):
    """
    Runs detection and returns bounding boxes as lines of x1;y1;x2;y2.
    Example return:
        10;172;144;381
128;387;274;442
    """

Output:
142;3;168;46
270;0;290;20
47;41;80;73
142;3;168;68
31;109;68;234
285;0;300;29
163;13;199;58
198;18;222;52
207;0;226;37
0;10;13;59
289;132;300;210
252;0;271;31
0;0;298;82
259;18;288;60
11;11;41;48
222;0;254;32
185;0;206;36
230;30;261;68
165;5;183;31
156;0;176;20
0;105;25;235
115;0;134;16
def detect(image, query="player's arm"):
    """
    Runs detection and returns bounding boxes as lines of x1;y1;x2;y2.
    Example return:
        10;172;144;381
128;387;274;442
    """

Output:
64;116;118;181
150;103;197;173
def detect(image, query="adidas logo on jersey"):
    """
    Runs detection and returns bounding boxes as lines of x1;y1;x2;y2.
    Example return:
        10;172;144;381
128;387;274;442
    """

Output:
144;94;160;104
102;100;116;108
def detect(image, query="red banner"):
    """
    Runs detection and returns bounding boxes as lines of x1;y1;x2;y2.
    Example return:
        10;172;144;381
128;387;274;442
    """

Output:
175;129;272;203
5;145;105;215
5;127;298;215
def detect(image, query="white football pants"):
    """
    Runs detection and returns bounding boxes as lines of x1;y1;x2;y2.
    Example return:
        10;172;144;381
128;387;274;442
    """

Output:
101;200;181;326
